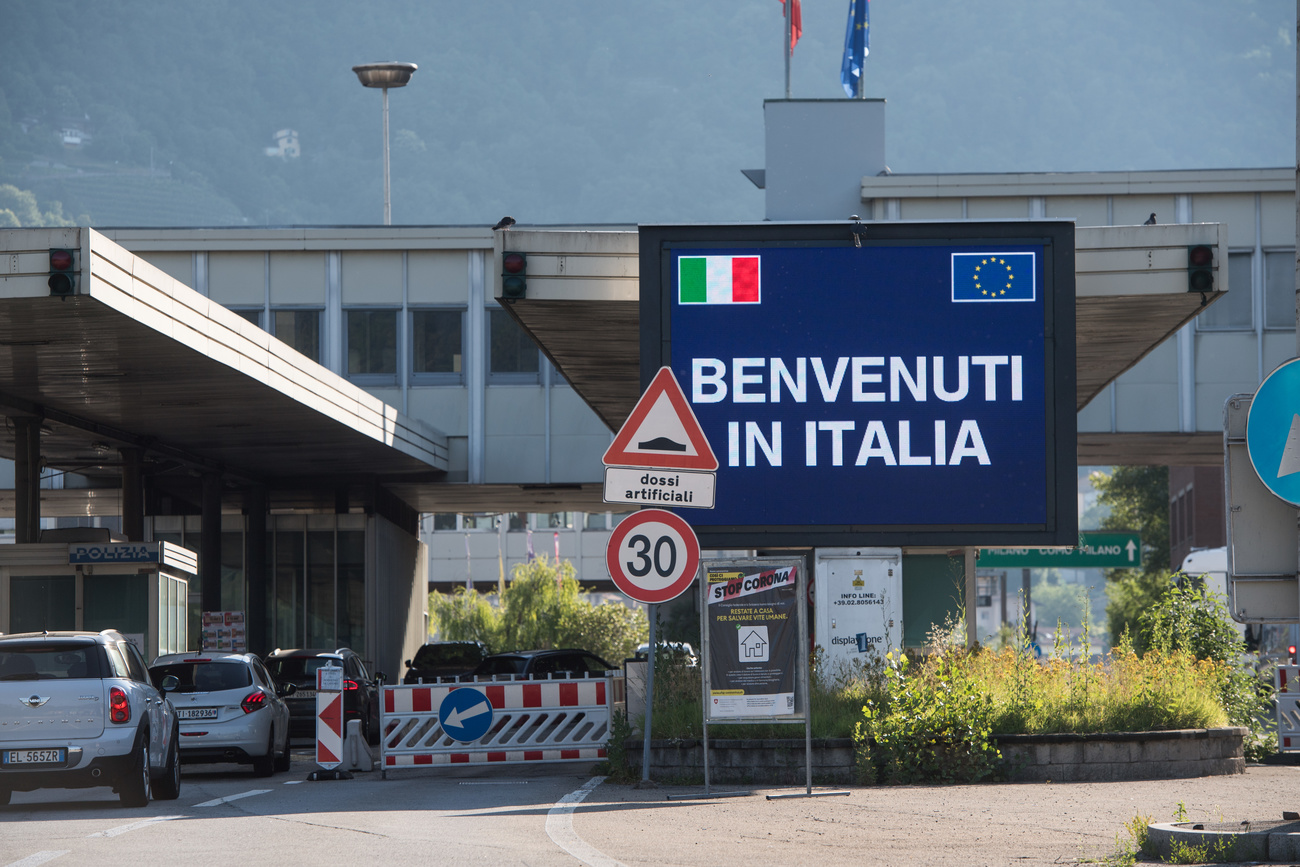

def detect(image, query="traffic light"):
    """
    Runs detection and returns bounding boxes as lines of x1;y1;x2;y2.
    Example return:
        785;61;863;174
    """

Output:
1187;245;1214;294
1290;644;1297;665
501;251;526;300
48;248;76;296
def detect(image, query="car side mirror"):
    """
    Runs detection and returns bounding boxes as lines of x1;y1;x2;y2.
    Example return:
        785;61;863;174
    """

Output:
277;682;297;697
160;675;179;693
404;659;412;668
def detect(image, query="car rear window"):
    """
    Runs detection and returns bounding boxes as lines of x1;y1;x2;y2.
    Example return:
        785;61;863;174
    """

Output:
474;656;528;676
150;661;252;693
414;644;484;668
266;656;340;681
0;644;101;680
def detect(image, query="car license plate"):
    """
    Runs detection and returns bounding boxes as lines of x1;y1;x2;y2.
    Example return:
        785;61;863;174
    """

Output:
3;748;65;765
177;708;218;720
295;690;316;700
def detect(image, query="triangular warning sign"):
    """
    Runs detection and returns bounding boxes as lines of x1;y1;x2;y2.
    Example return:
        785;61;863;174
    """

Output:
604;367;718;470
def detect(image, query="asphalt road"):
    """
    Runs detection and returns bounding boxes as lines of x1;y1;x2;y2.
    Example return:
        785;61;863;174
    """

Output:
6;752;1300;866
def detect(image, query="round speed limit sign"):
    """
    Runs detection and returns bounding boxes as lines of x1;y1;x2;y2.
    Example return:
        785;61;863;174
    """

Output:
605;509;701;604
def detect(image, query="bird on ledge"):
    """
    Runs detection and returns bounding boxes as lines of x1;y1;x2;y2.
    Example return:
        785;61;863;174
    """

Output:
492;216;516;231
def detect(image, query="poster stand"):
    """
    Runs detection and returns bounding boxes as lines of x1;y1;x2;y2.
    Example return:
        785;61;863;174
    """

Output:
666;556;847;801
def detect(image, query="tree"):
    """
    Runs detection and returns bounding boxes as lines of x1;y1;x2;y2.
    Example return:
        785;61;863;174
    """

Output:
1090;465;1170;644
0;184;76;227
429;555;647;665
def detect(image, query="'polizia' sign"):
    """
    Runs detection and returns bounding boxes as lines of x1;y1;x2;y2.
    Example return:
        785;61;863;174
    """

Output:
640;221;1077;549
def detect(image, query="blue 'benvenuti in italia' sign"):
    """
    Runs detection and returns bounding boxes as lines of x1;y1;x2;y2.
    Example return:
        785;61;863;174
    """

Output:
639;221;1077;549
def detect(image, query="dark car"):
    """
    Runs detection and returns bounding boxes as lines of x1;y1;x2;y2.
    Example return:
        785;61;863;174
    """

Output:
402;641;487;684
264;648;384;744
467;649;615;680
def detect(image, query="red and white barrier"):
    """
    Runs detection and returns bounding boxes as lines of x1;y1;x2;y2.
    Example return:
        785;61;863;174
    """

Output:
379;673;621;776
316;663;344;769
1277;665;1300;751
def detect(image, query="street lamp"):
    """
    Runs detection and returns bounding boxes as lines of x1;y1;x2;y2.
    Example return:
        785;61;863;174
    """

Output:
351;61;418;226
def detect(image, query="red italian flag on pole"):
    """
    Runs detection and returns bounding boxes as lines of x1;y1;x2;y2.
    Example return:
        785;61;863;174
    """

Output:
678;256;761;304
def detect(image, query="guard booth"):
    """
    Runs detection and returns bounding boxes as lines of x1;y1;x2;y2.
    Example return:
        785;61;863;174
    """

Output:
0;540;192;659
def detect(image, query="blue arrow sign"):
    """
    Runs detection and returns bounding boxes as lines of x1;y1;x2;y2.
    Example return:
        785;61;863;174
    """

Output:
1247;358;1300;507
438;688;494;743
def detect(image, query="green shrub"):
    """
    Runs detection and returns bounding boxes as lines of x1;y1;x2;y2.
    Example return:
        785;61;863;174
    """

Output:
855;648;1002;784
1138;582;1273;760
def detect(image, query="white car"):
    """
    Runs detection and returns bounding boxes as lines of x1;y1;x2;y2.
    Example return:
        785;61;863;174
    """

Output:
149;652;293;776
0;630;181;807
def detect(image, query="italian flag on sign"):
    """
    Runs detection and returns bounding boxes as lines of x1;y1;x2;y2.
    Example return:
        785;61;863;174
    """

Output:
678;256;761;304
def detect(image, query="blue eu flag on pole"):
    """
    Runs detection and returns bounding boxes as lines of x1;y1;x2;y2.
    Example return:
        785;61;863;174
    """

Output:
951;253;1037;302
840;0;869;98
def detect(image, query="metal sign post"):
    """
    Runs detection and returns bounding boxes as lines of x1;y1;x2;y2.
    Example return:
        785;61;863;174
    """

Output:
603;369;715;785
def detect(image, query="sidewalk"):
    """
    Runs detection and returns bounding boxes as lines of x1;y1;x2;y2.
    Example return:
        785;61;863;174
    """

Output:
576;765;1300;866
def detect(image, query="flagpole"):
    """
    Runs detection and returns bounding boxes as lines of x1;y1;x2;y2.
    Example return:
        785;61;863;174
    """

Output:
857;1;866;99
784;0;792;98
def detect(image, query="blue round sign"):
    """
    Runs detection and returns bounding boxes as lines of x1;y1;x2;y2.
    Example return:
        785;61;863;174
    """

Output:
1247;357;1300;507
438;687;494;743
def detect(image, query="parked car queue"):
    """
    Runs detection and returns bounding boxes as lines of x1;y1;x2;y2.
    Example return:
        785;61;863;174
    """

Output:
0;632;390;808
1;633;620;809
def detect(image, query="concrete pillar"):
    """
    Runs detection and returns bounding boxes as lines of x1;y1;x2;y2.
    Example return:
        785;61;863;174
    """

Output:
245;485;268;654
120;447;143;542
13;417;40;544
201;471;223;613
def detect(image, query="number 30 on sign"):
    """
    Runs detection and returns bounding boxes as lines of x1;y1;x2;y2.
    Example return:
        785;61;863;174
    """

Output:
605;509;701;604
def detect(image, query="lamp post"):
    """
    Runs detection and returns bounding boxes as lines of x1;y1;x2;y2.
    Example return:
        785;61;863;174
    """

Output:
351;61;417;225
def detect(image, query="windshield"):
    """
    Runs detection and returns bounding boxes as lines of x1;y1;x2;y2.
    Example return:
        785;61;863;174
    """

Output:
0;644;100;681
266;656;340;681
150;661;252;693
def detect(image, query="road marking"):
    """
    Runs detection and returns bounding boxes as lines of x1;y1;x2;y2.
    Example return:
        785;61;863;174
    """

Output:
5;853;68;867
89;815;184;838
283;779;304;784
194;789;271;807
545;776;625;867
459;780;529;785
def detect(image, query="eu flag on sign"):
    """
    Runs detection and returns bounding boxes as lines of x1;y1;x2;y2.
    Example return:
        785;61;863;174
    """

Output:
951;253;1037;302
840;0;869;98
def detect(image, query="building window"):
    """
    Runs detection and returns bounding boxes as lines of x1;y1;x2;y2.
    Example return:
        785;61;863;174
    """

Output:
584;511;607;530
544;512;572;529
346;309;397;377
273;308;321;363
432;513;457;531
462;514;497;531
507;512;529;531
412;308;464;383
1264;249;1295;330
1198;251;1253;330
231;308;263;328
488;307;540;381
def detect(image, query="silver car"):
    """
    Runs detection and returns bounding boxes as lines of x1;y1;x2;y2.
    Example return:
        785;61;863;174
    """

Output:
0;630;181;808
149;652;293;776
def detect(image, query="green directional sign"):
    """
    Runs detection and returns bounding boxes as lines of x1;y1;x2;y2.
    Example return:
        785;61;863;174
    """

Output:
977;532;1141;569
